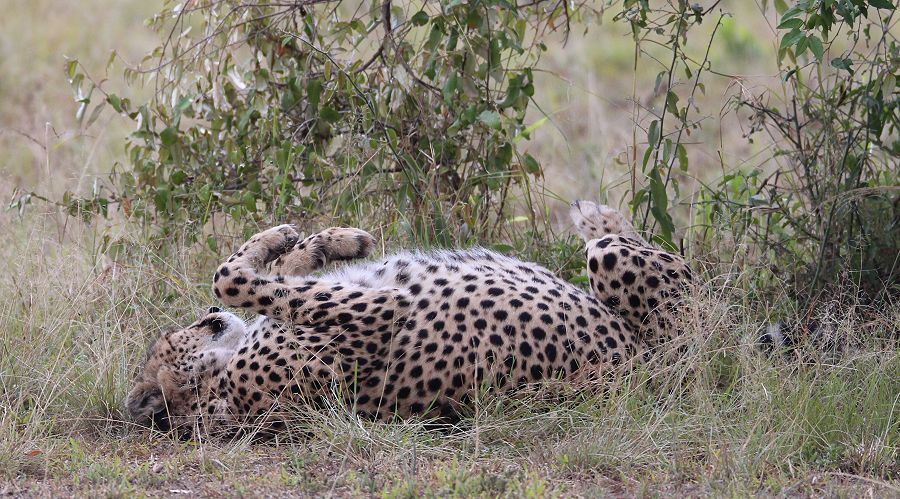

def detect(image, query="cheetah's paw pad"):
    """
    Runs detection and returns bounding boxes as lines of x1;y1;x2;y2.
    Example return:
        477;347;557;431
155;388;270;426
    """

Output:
318;227;377;261
251;224;300;261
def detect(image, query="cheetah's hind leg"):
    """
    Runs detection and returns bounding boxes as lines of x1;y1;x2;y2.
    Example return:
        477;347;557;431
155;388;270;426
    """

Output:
569;200;648;246
271;227;376;277
571;200;694;359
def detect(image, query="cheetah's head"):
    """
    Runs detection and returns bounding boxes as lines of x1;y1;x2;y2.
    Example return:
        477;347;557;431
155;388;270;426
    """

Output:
126;307;247;431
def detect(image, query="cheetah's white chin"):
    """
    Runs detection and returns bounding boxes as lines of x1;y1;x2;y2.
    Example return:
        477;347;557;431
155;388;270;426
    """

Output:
213;311;248;350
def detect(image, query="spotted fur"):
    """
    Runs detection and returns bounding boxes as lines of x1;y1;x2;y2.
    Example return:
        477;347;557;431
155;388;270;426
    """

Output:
127;203;693;433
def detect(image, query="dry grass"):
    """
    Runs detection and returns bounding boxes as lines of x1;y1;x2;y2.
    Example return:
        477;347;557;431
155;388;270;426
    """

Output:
0;210;897;497
1;0;898;497
0;0;156;196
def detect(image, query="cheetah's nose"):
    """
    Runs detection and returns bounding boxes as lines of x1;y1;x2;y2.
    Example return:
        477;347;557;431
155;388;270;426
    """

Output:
208;306;222;314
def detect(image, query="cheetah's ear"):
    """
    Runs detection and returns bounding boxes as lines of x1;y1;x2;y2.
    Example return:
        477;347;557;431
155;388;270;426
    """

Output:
569;200;605;242
125;380;168;430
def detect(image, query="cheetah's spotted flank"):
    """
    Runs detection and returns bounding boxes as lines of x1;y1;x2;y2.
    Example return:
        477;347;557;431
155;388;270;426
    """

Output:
127;202;693;433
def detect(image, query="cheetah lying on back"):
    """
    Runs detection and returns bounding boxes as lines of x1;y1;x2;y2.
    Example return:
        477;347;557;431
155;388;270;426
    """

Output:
127;201;693;432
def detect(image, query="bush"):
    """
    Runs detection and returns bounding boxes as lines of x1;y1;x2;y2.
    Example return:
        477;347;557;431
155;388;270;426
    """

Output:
16;0;897;304
59;0;609;245
698;0;899;302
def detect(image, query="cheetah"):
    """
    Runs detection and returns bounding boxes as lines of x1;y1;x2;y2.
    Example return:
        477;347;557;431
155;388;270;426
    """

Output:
126;201;693;433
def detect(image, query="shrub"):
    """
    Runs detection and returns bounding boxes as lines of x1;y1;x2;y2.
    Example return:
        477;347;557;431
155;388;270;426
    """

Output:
58;0;607;244
15;0;897;303
698;0;899;302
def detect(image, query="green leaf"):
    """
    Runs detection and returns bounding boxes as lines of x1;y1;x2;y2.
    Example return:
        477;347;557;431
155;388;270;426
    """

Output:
107;94;122;113
242;192;256;212
170;170;188;185
676;143;689;172
779;5;805;21
442;72;459;103
513;117;548;143
85;104;105;128
568;275;590;285
648;168;674;247
499;74;523;109
774;0;789;14
66;59;78;79
521;153;541;175
654;71;666;94
662;139;673;164
425;25;443;51
795;35;809;57
806;13;821;29
105;50;118;72
154;186;170;212
883;74;896;96
320;106;341;123
831;57;853;72
307;79;322;110
648;120;660;148
176;96;193;113
387;128;398;148
160;127;177;147
776;18;804;29
411;10;429;26
665;91;680;119
779;28;805;51
868;0;895;10
478;110;501;129
808;35;824;61
642;145;654;171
